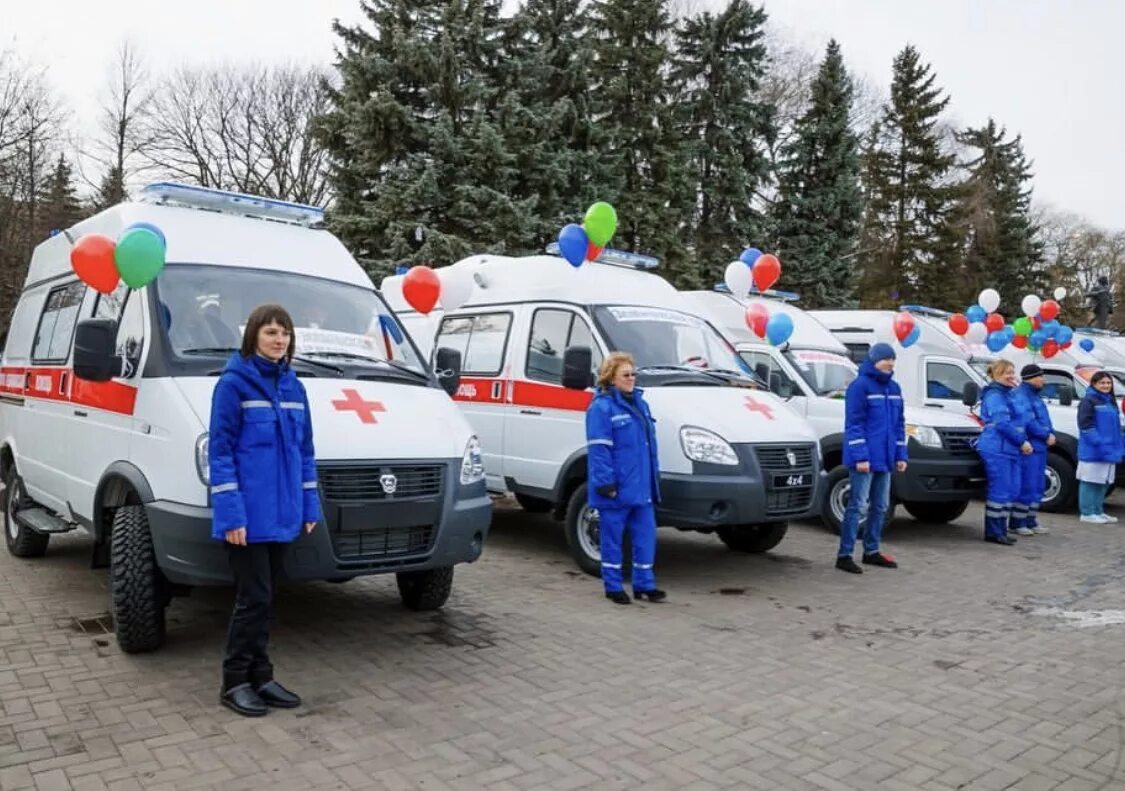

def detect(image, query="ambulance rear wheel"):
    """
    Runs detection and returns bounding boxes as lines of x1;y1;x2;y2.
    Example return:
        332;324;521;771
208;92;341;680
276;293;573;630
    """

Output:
397;567;453;611
902;500;969;524
1040;454;1076;513
110;505;167;653
4;467;49;558
717;523;788;553
514;493;553;514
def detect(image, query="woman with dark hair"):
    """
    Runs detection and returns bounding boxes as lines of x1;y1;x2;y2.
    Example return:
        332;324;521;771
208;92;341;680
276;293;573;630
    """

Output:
1077;370;1124;523
209;304;320;716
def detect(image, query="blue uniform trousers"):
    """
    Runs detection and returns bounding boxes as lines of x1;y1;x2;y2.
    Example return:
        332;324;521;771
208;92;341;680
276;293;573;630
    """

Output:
1012;452;1047;530
599;505;657;593
982;454;1019;539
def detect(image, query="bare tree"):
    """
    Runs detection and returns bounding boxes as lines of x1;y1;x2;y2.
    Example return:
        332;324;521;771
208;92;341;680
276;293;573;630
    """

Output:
141;63;333;206
1036;205;1125;327
85;41;153;207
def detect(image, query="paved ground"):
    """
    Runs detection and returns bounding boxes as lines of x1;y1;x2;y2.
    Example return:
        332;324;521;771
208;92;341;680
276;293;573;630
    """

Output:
1;498;1124;791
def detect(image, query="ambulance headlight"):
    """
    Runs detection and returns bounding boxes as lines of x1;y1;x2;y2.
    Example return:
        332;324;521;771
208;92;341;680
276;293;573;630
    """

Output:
195;433;210;485
906;423;942;449
680;426;738;466
460;435;485;484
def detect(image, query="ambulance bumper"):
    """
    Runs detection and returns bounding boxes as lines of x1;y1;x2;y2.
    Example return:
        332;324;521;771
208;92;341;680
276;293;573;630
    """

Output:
893;445;985;502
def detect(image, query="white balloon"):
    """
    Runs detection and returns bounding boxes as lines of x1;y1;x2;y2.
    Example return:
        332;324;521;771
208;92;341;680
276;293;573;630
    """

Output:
978;288;1001;314
724;260;752;296
1053;287;1067;301
965;323;988;344
439;267;474;311
1021;294;1042;317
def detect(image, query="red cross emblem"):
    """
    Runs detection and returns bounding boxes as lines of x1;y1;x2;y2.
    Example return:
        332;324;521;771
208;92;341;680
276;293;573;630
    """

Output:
332;388;387;424
744;395;775;420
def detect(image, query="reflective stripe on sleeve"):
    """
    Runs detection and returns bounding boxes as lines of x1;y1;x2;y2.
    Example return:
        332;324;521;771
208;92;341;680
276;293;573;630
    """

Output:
211;482;239;494
241;400;272;409
589;438;614;447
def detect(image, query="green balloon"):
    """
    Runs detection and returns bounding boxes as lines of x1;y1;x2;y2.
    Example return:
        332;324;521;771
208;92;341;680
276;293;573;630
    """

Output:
1013;316;1032;336
114;228;166;288
583;202;617;247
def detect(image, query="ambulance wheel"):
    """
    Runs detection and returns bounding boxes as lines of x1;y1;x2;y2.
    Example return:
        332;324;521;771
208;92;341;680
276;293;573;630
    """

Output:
902;500;969;524
1040;454;1076;513
716;523;788;553
397;567;453;611
514;493;553;514
110;505;167;653
564;483;602;577
820;466;849;534
4;468;49;558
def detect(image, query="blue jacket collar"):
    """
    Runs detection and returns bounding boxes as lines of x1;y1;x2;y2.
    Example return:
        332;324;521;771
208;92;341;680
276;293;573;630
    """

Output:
223;353;291;399
1085;388;1113;405
860;359;893;385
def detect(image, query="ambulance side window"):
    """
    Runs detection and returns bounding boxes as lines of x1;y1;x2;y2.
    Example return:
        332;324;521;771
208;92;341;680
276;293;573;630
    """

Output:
527;309;602;385
567;316;603;373
94;283;130;321
31;282;86;363
115;293;145;378
926;362;974;400
435;313;511;376
1042;372;1079;402
843;343;869;364
740;350;795;395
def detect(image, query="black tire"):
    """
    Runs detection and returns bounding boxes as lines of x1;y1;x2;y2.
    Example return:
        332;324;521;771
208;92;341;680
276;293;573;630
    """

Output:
819;465;849;535
110;505;167;653
563;483;602;577
514;493;553;514
397;567;453;611
901;500;970;524
1041;453;1077;513
716;523;788;553
3;467;49;558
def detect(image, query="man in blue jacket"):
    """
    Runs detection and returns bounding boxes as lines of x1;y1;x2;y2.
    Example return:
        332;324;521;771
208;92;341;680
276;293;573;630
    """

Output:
1009;364;1055;536
837;343;907;574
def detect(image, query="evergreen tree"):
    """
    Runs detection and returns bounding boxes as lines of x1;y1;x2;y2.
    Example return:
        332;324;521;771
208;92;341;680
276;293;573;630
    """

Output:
93;164;126;211
857;45;956;307
769;39;861;308
39;155;84;235
673;0;773;289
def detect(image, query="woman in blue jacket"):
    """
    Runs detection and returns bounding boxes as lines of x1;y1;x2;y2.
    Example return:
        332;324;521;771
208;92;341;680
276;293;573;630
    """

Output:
1077;370;1124;523
586;352;664;605
977;360;1032;545
209;304;320;716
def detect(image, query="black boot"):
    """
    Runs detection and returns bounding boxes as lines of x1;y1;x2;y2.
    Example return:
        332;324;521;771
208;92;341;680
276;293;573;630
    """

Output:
605;591;632;605
835;556;863;574
985;535;1017;546
255;680;301;709
221;683;268;717
634;589;667;603
862;552;898;568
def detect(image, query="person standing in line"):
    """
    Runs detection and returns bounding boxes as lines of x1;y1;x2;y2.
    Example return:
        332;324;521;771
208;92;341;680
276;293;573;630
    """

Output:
1077;370;1124;523
209;304;320;716
586;352;666;604
836;342;906;574
977;359;1032;546
1009;365;1056;536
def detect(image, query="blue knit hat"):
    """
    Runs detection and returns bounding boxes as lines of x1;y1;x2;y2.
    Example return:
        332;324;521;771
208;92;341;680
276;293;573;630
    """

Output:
869;342;896;363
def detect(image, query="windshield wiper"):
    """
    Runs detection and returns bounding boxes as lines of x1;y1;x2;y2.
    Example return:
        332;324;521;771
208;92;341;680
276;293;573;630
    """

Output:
180;346;239;356
302;351;430;381
290;355;344;375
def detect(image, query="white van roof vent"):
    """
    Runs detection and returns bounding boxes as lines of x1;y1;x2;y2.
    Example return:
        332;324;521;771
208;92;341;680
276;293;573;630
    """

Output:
713;283;800;302
139;182;326;228
544;243;660;270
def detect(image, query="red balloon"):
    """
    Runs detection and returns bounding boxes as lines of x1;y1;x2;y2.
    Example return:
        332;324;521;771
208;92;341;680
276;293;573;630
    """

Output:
402;265;441;315
1061;341;1072;350
892;311;915;343
984;313;1004;332
1011;334;1028;349
586;242;603;262
1040;299;1060;321
752;254;781;292
1032;316;1041;330
744;303;769;338
948;313;969;336
70;234;119;294
1042;339;1060;358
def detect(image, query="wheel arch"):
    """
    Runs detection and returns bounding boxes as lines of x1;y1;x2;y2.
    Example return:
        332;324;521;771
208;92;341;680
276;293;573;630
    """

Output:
551;449;588;519
94;463;154;544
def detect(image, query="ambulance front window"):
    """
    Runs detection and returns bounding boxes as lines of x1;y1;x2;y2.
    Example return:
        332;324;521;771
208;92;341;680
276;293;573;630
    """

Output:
784;349;856;396
592;305;744;375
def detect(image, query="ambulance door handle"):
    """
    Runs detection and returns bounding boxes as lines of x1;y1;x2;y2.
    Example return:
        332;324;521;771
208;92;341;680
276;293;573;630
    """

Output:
520;409;541;416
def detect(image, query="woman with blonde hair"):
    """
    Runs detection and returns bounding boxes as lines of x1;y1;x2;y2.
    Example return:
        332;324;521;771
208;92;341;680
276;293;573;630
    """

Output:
976;359;1032;545
586;352;665;604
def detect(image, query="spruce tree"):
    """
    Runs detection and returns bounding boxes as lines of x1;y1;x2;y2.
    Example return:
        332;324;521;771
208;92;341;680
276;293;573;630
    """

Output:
673;0;773;290
93;164;126;211
39;155;84;236
857;45;956;307
769;39;861;308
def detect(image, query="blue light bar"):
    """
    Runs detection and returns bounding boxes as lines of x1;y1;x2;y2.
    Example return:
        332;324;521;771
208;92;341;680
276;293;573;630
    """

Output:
140;182;325;227
713;283;800;302
545;243;660;270
1077;327;1121;336
901;304;952;318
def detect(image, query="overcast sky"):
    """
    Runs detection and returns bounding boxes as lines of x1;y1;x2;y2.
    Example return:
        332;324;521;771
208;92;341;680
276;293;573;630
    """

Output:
5;0;1122;230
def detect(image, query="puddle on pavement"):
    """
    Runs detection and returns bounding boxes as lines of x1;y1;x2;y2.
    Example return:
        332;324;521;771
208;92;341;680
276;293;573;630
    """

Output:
763;554;814;568
422;610;497;649
1029;607;1125;628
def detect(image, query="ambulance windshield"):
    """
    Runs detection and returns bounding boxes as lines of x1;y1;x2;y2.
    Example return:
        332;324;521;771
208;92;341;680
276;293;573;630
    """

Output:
784;349;856;396
154;264;427;379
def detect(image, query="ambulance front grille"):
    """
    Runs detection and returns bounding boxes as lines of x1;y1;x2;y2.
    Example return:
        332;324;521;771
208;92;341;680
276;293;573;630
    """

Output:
319;464;444;502
334;525;435;560
753;443;817;518
937;428;980;458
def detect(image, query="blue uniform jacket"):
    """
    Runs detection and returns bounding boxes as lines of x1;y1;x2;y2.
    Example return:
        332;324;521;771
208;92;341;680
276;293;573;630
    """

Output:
842;360;907;472
1077;389;1125;464
976;382;1027;458
208;354;321;541
1011;383;1053;454
586;386;661;510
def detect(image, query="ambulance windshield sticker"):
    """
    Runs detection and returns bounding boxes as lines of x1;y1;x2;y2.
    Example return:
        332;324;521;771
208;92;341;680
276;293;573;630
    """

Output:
607;306;697;326
792;349;854;369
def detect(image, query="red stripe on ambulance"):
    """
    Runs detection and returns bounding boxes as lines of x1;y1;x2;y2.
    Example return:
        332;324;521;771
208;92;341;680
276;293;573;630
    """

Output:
0;366;137;415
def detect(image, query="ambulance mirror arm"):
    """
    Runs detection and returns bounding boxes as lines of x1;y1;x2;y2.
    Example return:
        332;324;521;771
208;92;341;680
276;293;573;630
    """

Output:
73;319;120;383
562;346;593;391
961;382;980;407
434;347;462;396
1058;386;1074;407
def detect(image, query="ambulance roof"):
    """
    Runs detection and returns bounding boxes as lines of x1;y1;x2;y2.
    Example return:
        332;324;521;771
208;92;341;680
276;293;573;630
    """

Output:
683;291;848;353
26;184;370;290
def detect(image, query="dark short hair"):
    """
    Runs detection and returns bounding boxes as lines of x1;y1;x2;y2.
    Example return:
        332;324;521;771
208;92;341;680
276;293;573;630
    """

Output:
241;304;296;362
1090;370;1113;387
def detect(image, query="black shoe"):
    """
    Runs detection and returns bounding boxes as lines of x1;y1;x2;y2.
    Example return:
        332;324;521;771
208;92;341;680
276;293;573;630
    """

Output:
835;556;863;574
634;589;667;603
221;683;268;717
985;535;1017;546
606;590;632;605
255;680;301;709
862;552;898;569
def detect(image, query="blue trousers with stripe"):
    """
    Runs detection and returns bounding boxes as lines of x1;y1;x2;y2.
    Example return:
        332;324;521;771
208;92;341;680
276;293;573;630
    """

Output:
1012;452;1047;529
599;505;657;593
981;454;1019;539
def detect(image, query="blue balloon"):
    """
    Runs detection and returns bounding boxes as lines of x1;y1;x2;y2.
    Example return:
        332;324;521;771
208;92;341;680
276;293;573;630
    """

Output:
558;223;588;267
966;305;986;324
394;265;409;275
740;247;762;267
901;324;921;348
1040;319;1060;338
766;312;795;346
1029;329;1047;347
124;221;166;250
1057;326;1074;345
986;331;1007;353
1080;338;1095;352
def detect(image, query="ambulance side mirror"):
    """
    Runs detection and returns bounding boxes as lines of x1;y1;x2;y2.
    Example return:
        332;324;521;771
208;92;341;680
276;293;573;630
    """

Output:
1058;386;1074;407
434;347;462;397
562;346;594;391
961;382;980;407
73;319;119;383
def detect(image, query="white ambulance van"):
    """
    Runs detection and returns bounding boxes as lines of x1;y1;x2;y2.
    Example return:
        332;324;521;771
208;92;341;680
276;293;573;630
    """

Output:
684;290;984;531
383;249;823;575
1074;328;1125;380
811;306;1125;512
0;183;490;652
